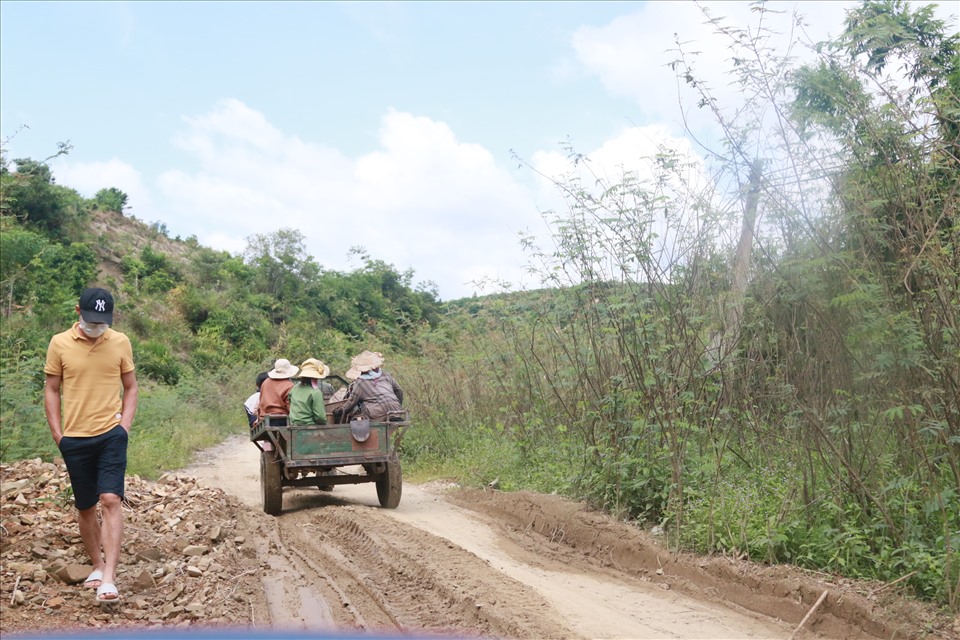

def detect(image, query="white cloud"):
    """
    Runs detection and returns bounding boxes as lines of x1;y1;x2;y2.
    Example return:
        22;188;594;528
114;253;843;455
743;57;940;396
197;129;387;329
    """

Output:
50;158;152;215
532;123;704;187
53;102;716;298
571;1;956;143
528;124;723;285
561;0;957;268
568;1;858;146
155;100;541;300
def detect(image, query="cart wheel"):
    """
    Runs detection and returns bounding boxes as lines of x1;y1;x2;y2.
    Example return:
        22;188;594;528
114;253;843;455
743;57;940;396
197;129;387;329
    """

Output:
376;454;402;508
261;449;283;515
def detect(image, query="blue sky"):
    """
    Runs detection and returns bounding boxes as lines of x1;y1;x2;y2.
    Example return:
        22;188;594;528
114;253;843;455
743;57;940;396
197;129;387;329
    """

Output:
2;1;956;300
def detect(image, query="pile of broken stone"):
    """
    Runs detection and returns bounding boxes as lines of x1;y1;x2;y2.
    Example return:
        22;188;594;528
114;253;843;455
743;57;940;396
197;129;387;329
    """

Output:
1;458;266;634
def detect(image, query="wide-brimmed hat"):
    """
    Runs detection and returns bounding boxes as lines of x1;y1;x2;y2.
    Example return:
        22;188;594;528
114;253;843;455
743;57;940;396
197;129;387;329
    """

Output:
298;358;330;379
346;350;384;379
267;358;299;379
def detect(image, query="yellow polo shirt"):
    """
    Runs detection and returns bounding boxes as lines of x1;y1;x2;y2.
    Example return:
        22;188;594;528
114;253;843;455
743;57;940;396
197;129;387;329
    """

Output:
44;323;135;438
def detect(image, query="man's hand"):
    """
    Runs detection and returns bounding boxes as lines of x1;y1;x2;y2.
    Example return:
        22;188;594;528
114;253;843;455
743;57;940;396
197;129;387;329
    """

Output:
332;408;344;423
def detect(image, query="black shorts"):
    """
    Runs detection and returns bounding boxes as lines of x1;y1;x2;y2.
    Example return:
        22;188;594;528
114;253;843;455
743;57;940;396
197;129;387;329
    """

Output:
58;425;129;510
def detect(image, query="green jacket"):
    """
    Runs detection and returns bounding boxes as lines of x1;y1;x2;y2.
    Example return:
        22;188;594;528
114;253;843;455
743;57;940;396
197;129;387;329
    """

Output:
289;381;327;426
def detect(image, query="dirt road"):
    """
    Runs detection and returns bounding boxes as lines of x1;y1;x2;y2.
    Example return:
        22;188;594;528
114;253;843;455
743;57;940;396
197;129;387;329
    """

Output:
177;436;930;639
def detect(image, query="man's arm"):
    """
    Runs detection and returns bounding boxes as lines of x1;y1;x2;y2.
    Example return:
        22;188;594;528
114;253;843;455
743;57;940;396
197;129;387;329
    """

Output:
119;370;138;432
340;380;362;415
44;374;64;446
391;375;404;405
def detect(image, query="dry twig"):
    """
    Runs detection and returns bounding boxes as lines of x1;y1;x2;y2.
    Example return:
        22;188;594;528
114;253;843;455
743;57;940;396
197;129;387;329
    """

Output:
789;590;828;640
869;571;916;597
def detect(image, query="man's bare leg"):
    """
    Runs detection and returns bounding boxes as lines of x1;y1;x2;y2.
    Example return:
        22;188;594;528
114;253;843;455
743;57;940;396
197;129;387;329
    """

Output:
77;505;104;584
97;493;123;594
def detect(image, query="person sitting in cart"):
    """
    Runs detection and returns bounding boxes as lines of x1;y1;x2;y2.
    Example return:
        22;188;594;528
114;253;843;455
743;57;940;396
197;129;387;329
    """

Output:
290;358;330;426
329;366;358;404
318;370;335;402
257;358;298;425
334;350;404;423
243;370;270;427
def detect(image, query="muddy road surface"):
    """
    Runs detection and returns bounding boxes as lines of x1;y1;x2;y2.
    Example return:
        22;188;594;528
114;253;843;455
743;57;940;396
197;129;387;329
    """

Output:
177;436;940;639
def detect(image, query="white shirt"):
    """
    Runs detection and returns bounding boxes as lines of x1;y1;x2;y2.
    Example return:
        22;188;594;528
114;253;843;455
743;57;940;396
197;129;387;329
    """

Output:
244;391;260;415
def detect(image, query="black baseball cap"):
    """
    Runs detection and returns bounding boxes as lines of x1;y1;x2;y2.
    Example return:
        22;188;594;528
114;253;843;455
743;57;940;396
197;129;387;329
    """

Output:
78;287;114;325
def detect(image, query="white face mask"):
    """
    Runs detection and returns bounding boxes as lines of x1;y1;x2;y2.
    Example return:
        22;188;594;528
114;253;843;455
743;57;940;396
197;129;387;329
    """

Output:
79;320;108;338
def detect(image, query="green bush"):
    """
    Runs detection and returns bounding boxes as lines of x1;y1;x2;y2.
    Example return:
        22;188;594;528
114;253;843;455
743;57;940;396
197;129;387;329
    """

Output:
680;464;796;562
134;339;182;385
0;352;56;462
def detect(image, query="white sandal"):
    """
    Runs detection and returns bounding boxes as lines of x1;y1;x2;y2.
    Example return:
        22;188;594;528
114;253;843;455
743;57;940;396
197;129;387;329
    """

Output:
83;569;103;588
96;582;120;604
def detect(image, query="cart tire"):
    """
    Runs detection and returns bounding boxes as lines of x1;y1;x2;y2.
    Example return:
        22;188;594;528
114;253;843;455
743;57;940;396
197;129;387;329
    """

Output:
376;455;402;509
261;449;283;516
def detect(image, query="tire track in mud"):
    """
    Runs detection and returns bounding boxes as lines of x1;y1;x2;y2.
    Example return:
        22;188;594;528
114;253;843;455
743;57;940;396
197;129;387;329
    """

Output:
285;543;379;629
274;504;579;639
245;511;340;631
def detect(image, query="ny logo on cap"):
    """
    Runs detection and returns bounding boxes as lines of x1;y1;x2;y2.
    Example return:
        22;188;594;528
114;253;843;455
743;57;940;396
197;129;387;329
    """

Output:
95;299;107;312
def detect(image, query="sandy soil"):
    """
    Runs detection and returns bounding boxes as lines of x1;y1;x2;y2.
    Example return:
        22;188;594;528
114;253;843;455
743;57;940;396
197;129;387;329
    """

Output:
173;435;951;640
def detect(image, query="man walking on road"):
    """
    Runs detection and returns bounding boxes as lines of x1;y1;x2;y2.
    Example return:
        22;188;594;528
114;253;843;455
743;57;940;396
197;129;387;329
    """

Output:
44;287;138;604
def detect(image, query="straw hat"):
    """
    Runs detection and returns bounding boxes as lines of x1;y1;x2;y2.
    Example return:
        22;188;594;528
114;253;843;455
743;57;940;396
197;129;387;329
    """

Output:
346;350;384;379
298;358;330;379
267;358;299;379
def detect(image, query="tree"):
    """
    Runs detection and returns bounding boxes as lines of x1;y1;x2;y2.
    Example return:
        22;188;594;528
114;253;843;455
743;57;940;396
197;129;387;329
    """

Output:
30;242;98;308
0;221;48;314
2;157;85;239
93;187;129;215
669;0;960;605
243;228;320;319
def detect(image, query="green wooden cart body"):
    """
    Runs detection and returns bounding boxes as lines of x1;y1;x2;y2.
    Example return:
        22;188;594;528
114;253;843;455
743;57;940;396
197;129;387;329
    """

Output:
249;410;408;514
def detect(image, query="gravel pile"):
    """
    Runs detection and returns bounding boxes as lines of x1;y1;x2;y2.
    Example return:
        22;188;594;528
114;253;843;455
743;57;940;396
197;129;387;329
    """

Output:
1;458;267;635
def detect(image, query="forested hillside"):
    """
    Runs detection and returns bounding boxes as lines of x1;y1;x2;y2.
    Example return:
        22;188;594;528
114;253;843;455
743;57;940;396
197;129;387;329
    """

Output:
2;0;957;613
0;155;443;471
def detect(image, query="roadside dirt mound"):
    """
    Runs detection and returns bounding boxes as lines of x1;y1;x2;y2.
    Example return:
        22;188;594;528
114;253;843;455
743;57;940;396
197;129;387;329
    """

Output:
447;489;957;640
0;458;269;636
